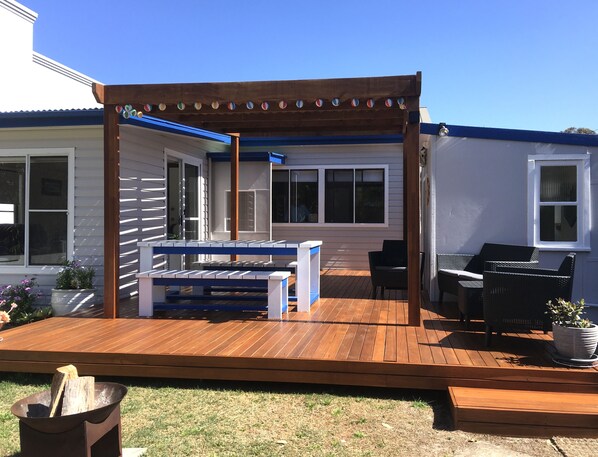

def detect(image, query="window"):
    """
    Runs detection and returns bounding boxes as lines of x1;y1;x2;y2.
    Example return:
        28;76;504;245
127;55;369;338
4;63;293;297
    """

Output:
273;166;386;225
528;156;590;250
0;150;72;268
225;190;256;232
273;170;318;223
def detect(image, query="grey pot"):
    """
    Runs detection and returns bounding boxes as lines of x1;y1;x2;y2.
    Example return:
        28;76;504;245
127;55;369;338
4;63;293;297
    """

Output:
552;323;598;359
51;289;96;316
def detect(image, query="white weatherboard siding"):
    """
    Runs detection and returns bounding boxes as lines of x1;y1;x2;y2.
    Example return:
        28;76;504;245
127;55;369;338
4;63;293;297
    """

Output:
245;143;403;270
118;125;227;297
0;125;104;304
428;135;598;304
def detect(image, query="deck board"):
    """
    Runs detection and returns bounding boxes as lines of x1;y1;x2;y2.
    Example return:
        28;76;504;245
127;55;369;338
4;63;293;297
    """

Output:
0;270;596;395
450;386;598;437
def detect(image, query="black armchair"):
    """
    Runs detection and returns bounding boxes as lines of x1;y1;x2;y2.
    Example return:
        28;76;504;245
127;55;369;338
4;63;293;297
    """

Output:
483;253;576;346
368;240;424;299
437;243;539;304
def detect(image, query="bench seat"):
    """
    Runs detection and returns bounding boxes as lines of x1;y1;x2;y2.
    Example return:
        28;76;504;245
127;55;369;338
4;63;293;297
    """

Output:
136;269;290;319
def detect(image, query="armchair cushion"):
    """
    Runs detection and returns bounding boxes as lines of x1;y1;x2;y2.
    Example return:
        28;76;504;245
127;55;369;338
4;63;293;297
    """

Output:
439;269;483;281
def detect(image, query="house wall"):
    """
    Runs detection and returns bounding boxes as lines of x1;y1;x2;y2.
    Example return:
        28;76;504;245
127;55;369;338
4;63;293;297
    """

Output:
210;161;271;242
0;1;100;112
118;124;227;297
243;143;403;270
427;134;598;305
0;125;104;304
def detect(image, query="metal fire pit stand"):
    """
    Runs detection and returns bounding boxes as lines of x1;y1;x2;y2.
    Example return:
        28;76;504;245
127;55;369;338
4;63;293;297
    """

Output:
19;405;122;457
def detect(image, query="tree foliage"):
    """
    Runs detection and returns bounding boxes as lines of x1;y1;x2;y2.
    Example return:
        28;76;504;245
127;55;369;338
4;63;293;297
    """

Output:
562;127;596;134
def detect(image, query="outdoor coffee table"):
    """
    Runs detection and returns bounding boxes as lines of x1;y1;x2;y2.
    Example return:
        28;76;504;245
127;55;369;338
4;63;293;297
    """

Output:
457;280;484;328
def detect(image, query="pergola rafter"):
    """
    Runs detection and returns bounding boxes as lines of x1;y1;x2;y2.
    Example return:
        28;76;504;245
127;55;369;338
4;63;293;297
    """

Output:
92;73;422;325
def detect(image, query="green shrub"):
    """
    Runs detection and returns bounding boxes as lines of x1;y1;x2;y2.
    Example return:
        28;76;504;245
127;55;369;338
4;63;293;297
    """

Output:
546;298;591;328
55;259;95;290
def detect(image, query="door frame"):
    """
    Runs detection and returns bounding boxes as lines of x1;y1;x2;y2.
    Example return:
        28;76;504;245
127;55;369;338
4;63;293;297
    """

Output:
164;148;204;242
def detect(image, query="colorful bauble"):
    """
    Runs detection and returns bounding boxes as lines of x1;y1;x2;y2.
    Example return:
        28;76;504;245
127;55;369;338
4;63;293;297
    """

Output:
136;111;143;118
143;104;152;112
122;110;130;119
246;101;254;110
315;99;324;108
228;102;236;110
296;100;304;109
211;101;220;109
124;104;132;112
385;98;393;108
158;103;166;111
194;102;202;110
261;101;270;110
278;100;287;109
366;99;375;108
177;102;185;110
331;98;340;107
115;105;123;114
351;98;359;107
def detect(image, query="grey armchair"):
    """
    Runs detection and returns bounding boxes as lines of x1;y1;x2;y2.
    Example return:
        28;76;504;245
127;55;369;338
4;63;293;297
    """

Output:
483;253;576;346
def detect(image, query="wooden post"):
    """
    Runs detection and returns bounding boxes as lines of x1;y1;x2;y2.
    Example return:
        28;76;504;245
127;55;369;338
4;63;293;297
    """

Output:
230;134;240;260
404;109;421;326
104;106;120;318
405;72;422;326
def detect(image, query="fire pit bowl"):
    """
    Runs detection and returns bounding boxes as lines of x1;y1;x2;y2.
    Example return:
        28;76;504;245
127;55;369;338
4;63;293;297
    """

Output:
11;382;127;434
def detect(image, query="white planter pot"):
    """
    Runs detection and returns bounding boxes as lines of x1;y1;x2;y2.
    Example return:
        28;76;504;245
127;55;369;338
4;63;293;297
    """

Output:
51;289;96;316
552;323;598;360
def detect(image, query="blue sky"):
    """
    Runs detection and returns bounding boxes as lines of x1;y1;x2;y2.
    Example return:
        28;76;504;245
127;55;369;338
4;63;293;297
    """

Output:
22;0;598;132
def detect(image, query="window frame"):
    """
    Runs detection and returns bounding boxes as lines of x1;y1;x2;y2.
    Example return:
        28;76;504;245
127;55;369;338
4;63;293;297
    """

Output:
272;164;389;227
0;148;75;273
527;154;590;251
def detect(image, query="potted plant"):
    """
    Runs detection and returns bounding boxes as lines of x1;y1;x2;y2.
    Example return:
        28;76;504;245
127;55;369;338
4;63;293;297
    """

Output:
51;260;96;316
546;298;598;360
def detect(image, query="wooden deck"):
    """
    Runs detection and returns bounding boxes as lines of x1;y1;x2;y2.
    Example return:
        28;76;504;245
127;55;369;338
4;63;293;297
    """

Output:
0;270;596;393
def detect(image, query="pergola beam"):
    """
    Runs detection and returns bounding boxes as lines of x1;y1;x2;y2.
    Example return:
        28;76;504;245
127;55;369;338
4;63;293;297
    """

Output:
93;76;420;106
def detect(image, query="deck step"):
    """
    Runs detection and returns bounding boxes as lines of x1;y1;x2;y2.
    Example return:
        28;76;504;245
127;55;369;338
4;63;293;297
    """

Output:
449;386;598;438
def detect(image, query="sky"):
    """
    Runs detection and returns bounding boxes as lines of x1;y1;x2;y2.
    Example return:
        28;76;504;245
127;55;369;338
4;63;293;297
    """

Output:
21;0;598;133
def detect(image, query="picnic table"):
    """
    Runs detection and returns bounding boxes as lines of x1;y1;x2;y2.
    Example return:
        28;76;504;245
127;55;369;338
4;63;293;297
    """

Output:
137;240;322;312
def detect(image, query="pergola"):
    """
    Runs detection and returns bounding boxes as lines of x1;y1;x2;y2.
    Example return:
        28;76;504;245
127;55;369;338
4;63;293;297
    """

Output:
92;73;422;326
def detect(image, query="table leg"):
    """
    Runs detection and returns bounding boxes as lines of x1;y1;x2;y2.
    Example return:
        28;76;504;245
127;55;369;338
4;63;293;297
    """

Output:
296;247;310;312
309;246;320;305
139;245;153;272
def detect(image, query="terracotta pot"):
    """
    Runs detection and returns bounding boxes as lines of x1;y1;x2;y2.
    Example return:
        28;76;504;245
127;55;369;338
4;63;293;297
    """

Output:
51;289;96;316
552;323;598;359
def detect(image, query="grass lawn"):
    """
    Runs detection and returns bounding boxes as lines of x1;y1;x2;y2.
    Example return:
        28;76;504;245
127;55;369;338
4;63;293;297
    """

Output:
0;373;562;456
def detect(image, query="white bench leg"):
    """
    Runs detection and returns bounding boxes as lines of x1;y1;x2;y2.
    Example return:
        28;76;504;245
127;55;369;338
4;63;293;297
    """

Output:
268;277;288;320
296;246;310;312
138;276;154;317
